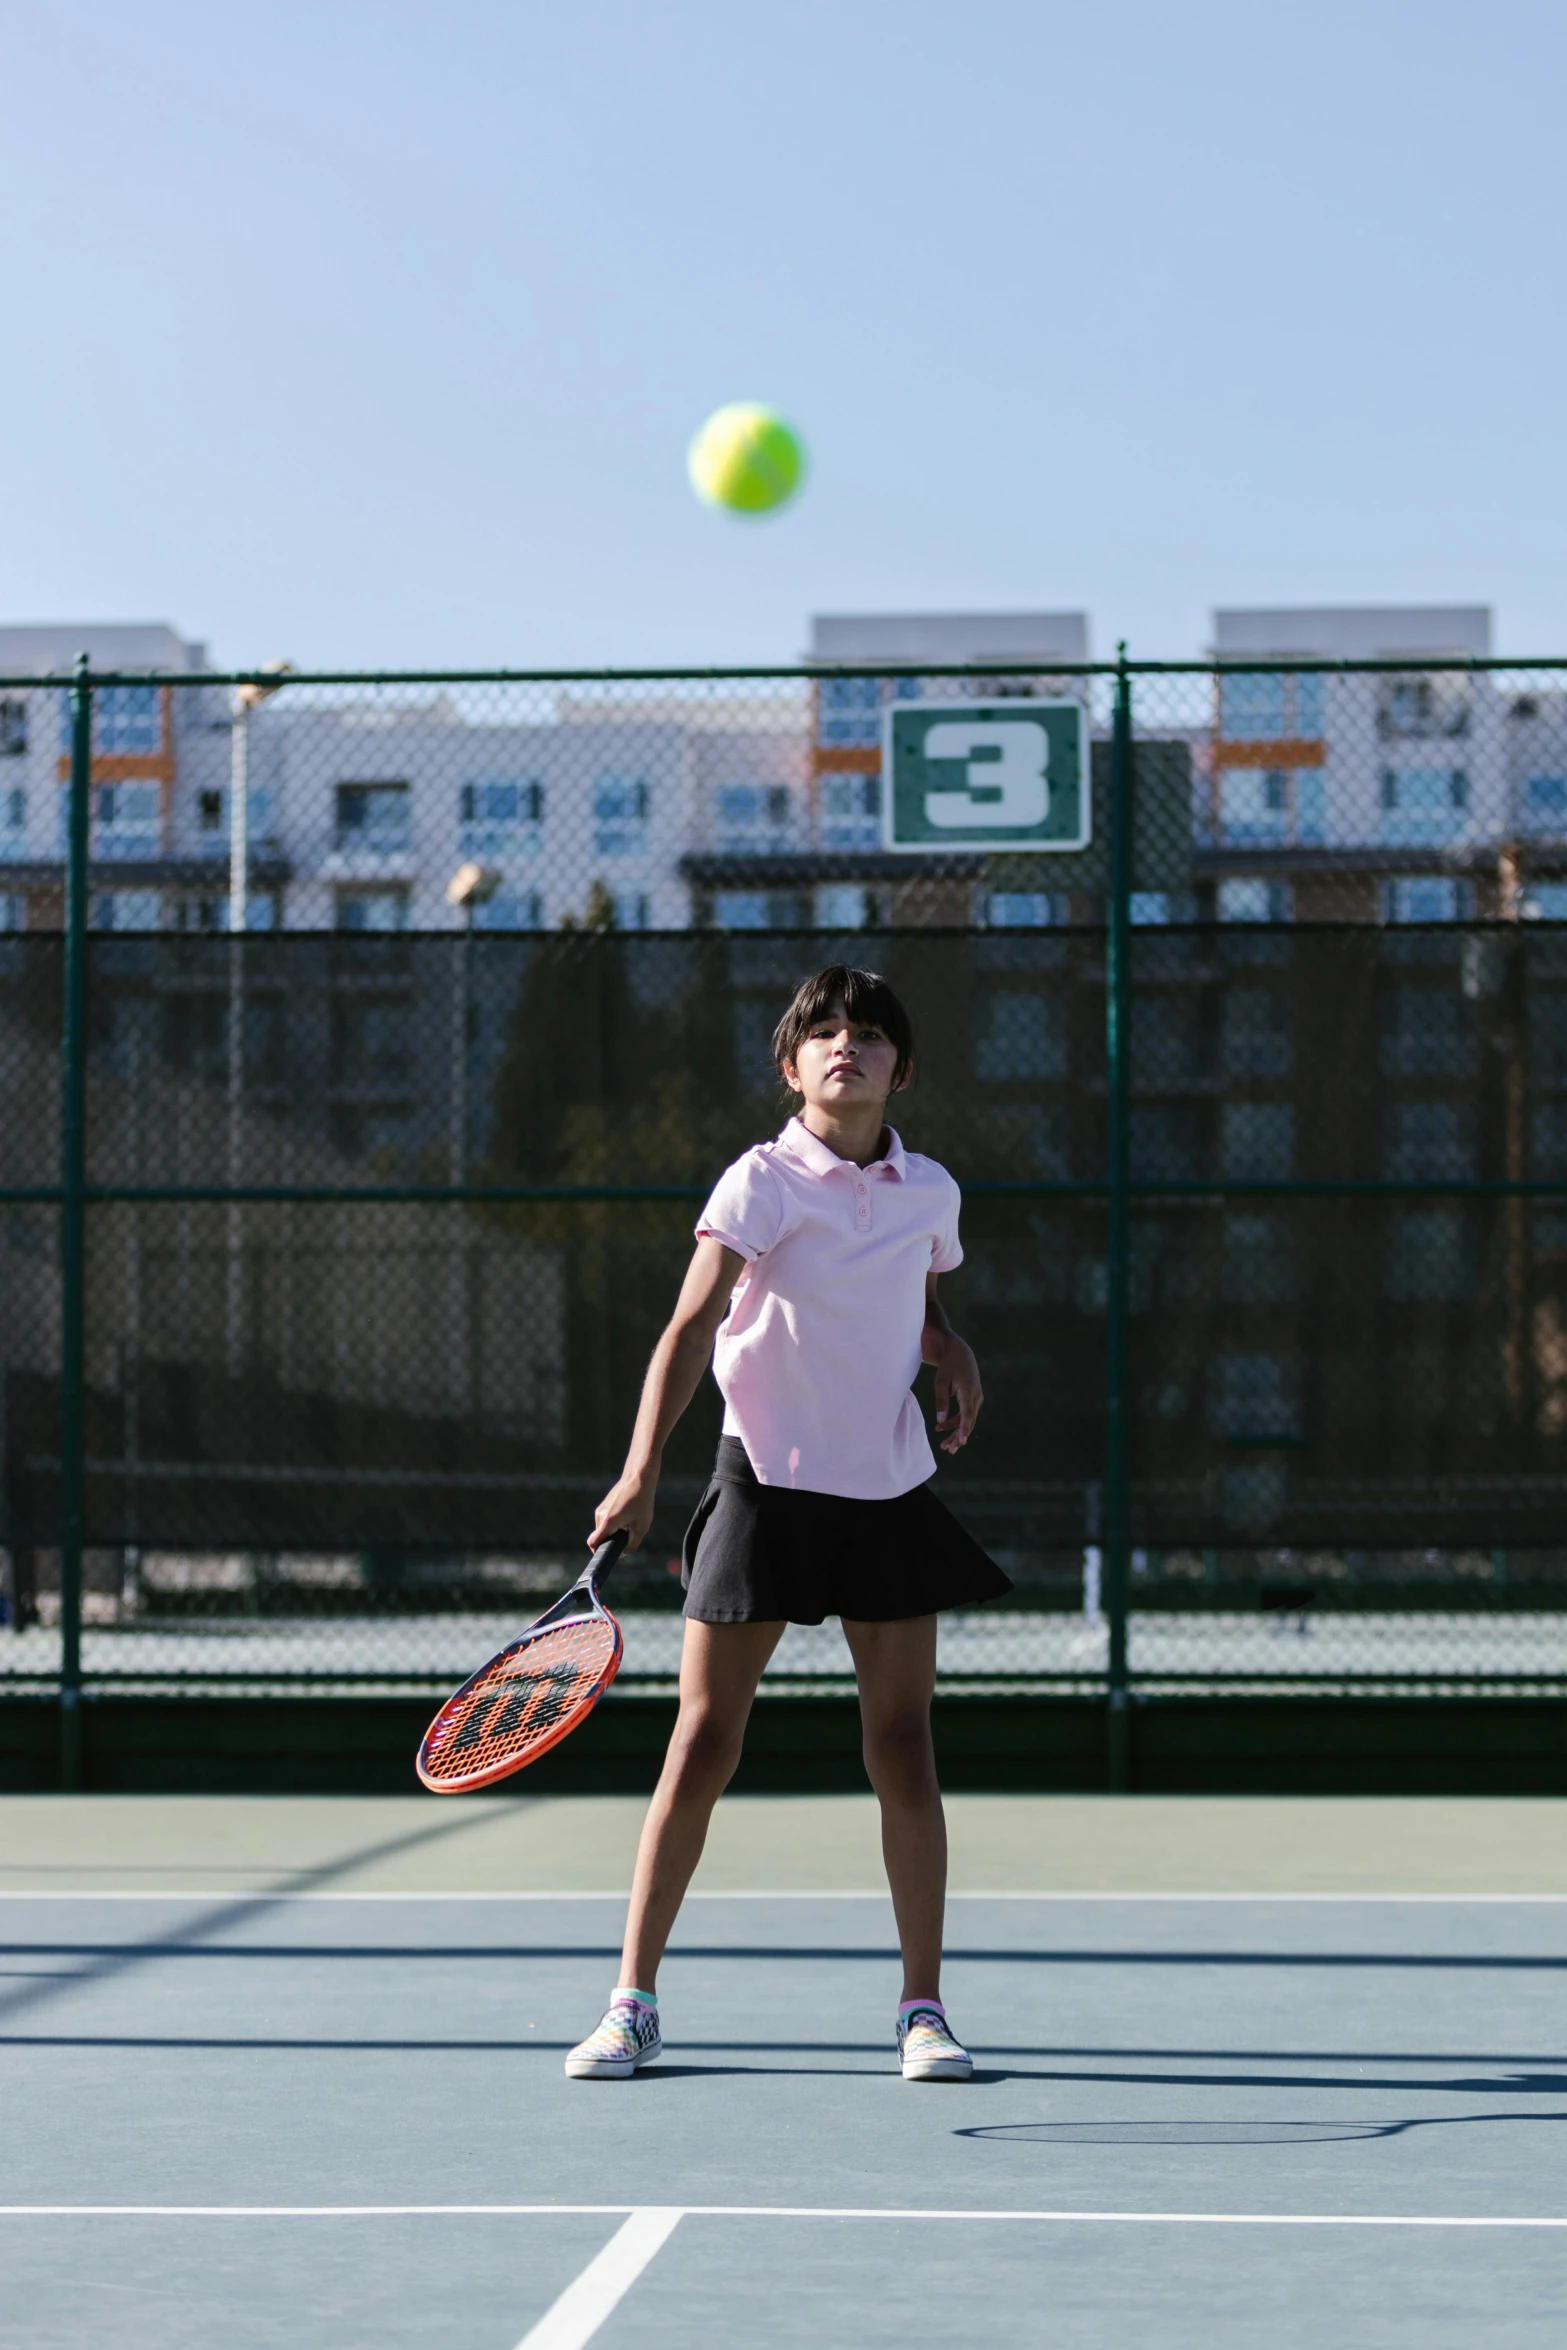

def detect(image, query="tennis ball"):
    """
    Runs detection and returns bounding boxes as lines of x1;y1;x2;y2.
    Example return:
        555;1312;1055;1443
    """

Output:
687;402;805;515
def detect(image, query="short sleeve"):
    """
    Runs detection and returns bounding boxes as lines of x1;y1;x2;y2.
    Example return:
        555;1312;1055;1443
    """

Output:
696;1151;786;1263
930;1174;963;1274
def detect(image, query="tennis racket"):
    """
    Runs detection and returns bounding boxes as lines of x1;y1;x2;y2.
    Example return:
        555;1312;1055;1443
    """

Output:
416;1531;629;1793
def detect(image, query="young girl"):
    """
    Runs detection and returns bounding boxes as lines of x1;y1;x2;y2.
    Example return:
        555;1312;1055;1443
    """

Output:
566;964;1010;2083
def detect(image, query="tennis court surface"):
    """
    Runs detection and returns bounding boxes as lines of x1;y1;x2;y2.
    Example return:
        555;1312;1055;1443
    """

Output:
3;1794;1565;2348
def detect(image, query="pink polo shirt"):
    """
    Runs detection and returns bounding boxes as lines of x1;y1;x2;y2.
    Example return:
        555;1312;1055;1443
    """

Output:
695;1117;963;1500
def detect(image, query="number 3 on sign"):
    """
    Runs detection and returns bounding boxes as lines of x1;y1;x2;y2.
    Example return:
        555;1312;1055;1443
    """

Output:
921;720;1049;829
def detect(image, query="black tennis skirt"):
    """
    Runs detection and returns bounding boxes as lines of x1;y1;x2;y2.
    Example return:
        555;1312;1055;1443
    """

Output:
681;1437;1013;1626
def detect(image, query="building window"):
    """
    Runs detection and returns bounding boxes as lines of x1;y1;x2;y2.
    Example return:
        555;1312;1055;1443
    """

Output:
1383;1099;1474;1180
460;779;544;860
335;782;411;853
1220;771;1329;847
170;895;226;933
611;892;651;930
0;699;28;757
819;772;881;849
975;991;1067;1081
592;776;649;857
714;891;768;930
814;884;869;929
1217;878;1292;921
1221;989;1293;1079
1378;676;1469;741
1133;994;1205;1086
1524;883;1567;921
1216;768;1326;848
817;676;882;748
0;892;24;932
712;889;809;929
1523;775;1567;834
197;784;273;840
714;784;792;853
91;783;161;859
1221;1211;1298;1304
1383;1208;1476;1300
472;888;544;931
1129;1104;1203;1179
169;892;277;933
1218;767;1287;845
1380;767;1468;847
1211;1351;1302;1440
1218;674;1287;741
1216;672;1324;742
89;889;162;931
1380;985;1474;1077
94;684;161;754
1221;1102;1295;1177
1380;876;1471;923
986;891;1062;928
336;887;408;932
1528;992;1567;1084
4;786;25;834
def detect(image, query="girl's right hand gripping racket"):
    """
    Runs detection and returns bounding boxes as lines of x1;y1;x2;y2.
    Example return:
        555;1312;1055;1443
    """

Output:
416;1532;629;1793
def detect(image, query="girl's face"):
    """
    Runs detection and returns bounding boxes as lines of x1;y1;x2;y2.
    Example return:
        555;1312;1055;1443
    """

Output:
784;999;907;1109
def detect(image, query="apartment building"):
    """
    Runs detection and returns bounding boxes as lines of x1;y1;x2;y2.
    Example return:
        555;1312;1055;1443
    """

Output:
1198;605;1560;922
248;694;803;936
8;604;1567;939
0;623;246;935
0;624;806;936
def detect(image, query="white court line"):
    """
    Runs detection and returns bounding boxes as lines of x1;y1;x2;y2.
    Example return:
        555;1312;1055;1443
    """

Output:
512;2208;682;2350
2;2202;1566;2228
2;1889;1566;1903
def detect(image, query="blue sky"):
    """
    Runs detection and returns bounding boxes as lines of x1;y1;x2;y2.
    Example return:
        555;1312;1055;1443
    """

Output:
4;0;1565;667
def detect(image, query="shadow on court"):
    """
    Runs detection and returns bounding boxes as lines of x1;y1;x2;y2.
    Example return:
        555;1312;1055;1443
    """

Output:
0;1801;528;2032
961;2111;1567;2144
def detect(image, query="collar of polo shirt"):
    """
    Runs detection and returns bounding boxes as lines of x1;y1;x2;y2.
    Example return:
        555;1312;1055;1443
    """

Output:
777;1116;908;1181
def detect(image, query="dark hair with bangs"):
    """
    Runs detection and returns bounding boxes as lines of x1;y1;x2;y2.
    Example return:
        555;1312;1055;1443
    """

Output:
771;965;915;1092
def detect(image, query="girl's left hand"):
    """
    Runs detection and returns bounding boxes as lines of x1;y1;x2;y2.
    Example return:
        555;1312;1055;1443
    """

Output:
930;1333;983;1453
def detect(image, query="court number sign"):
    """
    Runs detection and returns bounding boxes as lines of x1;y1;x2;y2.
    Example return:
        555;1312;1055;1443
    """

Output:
882;700;1090;854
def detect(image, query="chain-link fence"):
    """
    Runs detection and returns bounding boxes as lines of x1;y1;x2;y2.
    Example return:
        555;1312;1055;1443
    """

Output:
5;656;1567;1751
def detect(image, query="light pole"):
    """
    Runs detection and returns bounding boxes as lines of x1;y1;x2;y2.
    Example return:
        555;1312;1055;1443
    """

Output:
444;861;502;1181
226;664;290;1379
443;862;501;1422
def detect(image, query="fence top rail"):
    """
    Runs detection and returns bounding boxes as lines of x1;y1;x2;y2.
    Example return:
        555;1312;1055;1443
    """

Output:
8;654;1567;690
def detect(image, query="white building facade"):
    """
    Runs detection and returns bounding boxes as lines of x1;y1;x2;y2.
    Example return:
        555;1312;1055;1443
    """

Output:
5;606;1564;933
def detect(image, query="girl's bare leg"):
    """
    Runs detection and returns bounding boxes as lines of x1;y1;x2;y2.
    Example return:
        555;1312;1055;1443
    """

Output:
619;1617;785;1990
842;1614;945;2003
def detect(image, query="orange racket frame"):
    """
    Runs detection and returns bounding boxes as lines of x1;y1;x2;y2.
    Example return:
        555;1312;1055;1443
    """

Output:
416;1532;629;1793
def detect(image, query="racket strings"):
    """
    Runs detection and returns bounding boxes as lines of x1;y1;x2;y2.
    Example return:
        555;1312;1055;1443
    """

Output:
421;1616;617;1786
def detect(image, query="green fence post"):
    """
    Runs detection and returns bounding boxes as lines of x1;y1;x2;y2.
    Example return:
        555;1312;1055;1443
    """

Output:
1103;646;1133;1791
59;654;91;1791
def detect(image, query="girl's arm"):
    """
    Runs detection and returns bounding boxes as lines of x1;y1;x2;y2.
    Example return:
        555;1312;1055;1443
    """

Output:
588;1237;745;1552
923;1272;983;1455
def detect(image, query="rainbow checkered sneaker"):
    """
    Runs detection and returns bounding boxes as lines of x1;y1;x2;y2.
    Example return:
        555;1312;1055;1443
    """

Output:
564;1996;662;2080
897;2003;973;2081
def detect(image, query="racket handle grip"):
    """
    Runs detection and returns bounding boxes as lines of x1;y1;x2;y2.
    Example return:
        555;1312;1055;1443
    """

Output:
588;1528;630;1589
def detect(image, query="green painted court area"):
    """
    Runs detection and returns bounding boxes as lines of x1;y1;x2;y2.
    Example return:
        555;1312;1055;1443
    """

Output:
2;1796;1565;2348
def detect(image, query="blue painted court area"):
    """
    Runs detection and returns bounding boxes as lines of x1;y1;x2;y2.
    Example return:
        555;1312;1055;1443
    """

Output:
2;1890;1565;2347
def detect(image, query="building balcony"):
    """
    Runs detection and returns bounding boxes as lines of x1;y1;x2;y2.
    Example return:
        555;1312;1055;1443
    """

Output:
317;849;418;884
